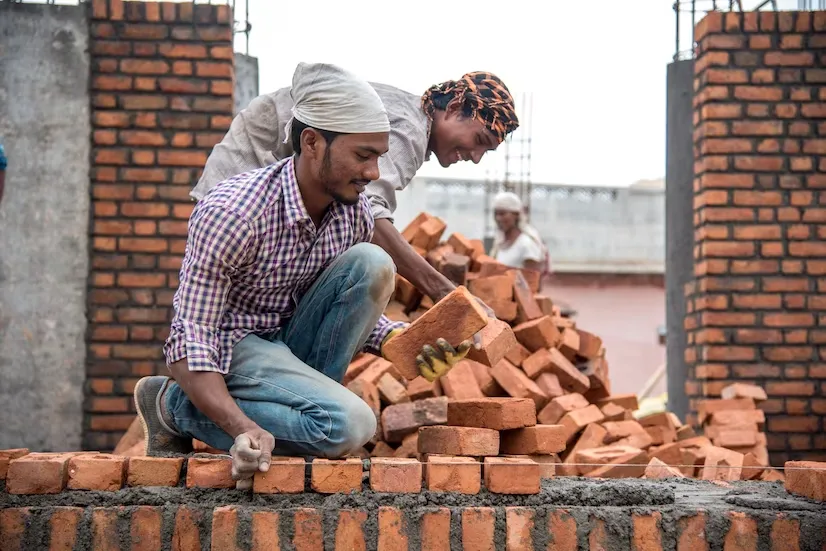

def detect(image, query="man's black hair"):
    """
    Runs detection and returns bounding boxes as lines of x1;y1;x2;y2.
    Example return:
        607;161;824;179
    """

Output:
290;118;342;156
429;91;475;118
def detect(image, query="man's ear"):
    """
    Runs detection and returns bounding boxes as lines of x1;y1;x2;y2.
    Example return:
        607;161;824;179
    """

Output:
301;128;322;160
445;96;464;119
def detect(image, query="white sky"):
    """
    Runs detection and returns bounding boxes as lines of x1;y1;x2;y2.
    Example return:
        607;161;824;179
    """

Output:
233;0;802;187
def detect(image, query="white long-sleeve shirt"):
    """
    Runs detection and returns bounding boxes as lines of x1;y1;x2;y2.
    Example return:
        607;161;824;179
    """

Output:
190;83;431;223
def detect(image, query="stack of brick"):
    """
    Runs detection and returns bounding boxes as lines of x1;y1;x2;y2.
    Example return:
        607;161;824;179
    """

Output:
339;212;784;482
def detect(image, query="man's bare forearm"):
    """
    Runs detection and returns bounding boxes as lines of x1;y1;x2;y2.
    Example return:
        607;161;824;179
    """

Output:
168;359;258;438
372;218;456;302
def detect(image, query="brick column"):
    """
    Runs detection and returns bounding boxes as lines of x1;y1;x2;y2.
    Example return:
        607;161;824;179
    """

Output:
86;0;234;450
686;10;826;463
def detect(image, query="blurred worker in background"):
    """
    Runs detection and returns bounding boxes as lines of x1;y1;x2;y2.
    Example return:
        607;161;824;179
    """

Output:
490;191;551;279
191;70;520;307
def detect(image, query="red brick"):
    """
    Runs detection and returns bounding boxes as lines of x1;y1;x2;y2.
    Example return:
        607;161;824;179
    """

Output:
632;512;663;551
462;508;495;551
447;397;535;430
560;405;606;443
769;516;800;551
466;359;503;396
465;318;517;367
311;458;362;493
87;508;121;551
697;398;756;423
439;360;484;400
584;447;649;478
513;315;562;351
210;506;240;551
49;507;83;550
250;511;279;551
504;342;531;367
575;444;644;475
335;510;367;551
382;286;488;379
370;457;422;493
127;456;183;487
548;347;591;393
724;512;758;551
381;397;447;443
537;392;589;425
588;518;610;550
500;425;566;455
418;426;499;456
784;461;826;501
293;509;323;551
185;457;233;488
0;508;28;551
505;508;535;551
490;359;549;409
420;508;451;551
171;506;205;551
196;61;233;78
67;454;126;491
7;453;71;494
644;457;686;480
677;513;708;551
378;507;407;551
522;348;553;378
547;510;577;551
535;373;565;400
426;456;481;494
130;507;162;551
252;457;305;493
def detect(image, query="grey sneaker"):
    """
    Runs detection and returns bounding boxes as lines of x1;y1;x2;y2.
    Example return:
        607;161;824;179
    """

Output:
134;376;193;456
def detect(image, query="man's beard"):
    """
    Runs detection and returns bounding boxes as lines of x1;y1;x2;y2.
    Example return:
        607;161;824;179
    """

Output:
318;149;360;206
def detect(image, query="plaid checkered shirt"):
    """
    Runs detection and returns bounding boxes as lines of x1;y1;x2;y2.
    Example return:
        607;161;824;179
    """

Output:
164;156;406;374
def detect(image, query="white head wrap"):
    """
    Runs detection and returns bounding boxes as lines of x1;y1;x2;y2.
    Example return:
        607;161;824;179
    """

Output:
492;191;523;214
283;62;390;142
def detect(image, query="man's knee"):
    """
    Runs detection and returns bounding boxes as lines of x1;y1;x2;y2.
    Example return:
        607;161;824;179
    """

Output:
345;243;395;301
321;396;377;458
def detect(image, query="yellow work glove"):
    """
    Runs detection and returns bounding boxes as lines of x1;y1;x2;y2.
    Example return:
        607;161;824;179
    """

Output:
381;328;472;382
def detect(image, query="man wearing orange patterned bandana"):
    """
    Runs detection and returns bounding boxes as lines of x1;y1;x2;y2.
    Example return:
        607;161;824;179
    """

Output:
192;70;520;308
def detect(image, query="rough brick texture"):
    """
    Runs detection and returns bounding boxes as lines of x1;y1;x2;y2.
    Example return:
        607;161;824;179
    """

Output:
686;10;826;464
85;0;234;451
0;499;824;550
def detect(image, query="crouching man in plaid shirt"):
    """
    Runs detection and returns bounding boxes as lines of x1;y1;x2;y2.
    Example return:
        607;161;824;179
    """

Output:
132;62;472;489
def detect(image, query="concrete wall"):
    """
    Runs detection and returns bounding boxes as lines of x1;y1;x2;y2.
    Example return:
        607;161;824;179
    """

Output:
0;3;90;451
234;53;259;114
395;179;665;273
664;59;695;421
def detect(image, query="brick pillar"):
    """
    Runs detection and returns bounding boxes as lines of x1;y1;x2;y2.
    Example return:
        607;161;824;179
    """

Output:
86;0;234;450
687;10;826;463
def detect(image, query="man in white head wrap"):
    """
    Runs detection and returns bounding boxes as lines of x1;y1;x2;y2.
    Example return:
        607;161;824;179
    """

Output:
134;62;473;489
490;191;551;274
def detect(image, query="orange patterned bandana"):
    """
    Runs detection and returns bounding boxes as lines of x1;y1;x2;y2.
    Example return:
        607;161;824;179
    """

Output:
422;71;519;143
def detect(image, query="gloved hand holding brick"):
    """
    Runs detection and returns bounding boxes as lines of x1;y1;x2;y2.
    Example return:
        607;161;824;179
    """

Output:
381;286;489;381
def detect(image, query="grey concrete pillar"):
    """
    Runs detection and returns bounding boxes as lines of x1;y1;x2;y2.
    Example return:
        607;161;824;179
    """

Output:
665;59;694;421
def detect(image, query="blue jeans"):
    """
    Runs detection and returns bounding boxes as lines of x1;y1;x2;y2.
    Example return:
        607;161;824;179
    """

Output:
164;243;395;457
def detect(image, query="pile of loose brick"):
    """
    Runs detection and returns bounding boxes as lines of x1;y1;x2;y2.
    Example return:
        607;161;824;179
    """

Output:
341;212;788;484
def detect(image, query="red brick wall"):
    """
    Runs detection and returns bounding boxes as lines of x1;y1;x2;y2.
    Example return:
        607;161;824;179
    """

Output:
686;10;826;463
86;0;234;450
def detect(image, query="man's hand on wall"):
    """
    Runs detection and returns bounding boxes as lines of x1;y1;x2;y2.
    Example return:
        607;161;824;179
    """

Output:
229;427;275;490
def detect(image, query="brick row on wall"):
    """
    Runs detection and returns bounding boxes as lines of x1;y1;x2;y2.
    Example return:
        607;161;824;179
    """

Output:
2;504;823;550
686;10;826;463
85;0;234;450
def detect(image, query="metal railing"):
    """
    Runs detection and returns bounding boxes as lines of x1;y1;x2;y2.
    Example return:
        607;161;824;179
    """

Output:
672;0;779;61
